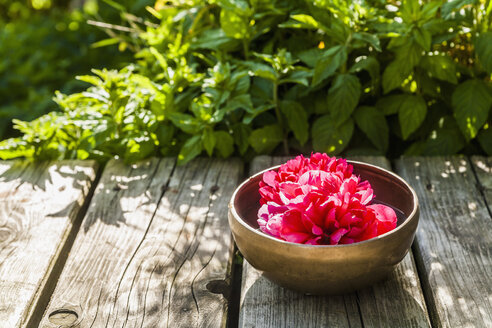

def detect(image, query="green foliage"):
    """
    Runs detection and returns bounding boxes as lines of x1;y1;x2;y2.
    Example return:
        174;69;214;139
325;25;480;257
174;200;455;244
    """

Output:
399;95;428;140
312;116;354;154
452;79;492;140
326;74;361;125
0;0;137;139
2;0;492;164
354;106;388;152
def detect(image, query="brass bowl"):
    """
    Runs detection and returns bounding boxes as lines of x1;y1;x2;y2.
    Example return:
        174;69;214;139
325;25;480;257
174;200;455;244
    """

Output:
228;160;419;295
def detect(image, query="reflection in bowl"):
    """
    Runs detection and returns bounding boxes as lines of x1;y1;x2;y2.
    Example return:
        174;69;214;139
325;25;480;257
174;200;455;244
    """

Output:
228;160;419;295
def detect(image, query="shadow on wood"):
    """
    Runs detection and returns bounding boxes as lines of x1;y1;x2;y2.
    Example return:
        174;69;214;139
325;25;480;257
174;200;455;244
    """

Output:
240;265;429;328
0;160;98;328
40;158;244;328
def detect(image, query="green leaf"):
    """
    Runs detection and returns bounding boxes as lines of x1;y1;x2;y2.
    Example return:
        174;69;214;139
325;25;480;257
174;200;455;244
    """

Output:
242;104;275;124
169;113;202;134
191;29;236;50
76;75;102;87
249;124;283;153
441;0;477;19
290;14;320;29
452;80;492;140
220;9;250;39
349;56;380;83
225;94;253;112
399;95;427;140
376;95;408;115
150;46;169;73
475;32;492;74
419;55;457;84
326;74;361;125
420;1;442;21
155;125;175;146
243;61;277;81
280;100;309;145
146;5;162;19
178;135;203;165
354;106;389;152
312;46;347;86
0;138;35;160
91;38;120;49
423;116;465;155
478;125;492;155
312;116;354;154
102;0;126;11
125;136;155;162
202;128;216;156
214;131;234;158
232;123;251;155
412;28;432;51
414;69;441;98
219;0;250;13
279;70;312;86
382;60;412;94
487;0;492;17
234;74;250;94
352;32;381;51
400;0;420;22
395;39;422;68
297;48;324;68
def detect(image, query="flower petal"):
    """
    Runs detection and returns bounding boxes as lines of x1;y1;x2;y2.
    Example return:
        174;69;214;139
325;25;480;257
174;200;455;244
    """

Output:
257;154;397;245
263;170;278;187
368;204;397;235
330;228;348;245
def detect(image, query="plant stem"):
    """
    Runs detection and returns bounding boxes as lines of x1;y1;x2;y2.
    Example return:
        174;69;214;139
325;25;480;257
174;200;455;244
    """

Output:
340;61;347;74
243;39;249;60
273;82;289;155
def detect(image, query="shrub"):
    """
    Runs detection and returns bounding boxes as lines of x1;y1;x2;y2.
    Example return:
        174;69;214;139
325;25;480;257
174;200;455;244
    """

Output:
0;0;148;139
1;0;491;164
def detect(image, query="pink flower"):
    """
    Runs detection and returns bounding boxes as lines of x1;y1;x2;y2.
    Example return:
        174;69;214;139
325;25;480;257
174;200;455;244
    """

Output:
257;153;397;245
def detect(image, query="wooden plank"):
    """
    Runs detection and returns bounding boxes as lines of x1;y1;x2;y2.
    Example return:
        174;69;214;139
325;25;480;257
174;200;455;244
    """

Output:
40;157;243;328
349;157;430;328
241;156;360;328
239;155;430;328
0;160;98;328
471;156;492;213
396;156;492;327
241;262;362;328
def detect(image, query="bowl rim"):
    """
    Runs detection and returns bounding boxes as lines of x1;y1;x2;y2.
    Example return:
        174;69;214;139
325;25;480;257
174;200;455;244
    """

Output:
229;159;419;249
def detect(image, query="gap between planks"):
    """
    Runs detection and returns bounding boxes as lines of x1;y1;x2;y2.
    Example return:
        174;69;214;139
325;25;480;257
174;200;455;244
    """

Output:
396;156;492;328
24;163;104;328
39;157;243;328
238;155;431;328
0;160;99;328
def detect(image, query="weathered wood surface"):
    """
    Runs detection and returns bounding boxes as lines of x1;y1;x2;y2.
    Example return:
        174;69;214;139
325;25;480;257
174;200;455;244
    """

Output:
471;156;492;213
0;160;98;328
239;155;430;328
396;157;492;327
40;158;243;328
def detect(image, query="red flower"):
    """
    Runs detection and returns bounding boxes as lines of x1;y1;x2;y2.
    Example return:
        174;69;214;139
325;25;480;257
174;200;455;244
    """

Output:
258;153;397;245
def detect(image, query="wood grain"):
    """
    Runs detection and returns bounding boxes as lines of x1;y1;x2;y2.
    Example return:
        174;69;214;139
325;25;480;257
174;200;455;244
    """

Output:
0;160;98;328
40;157;243;328
471;156;492;214
239;155;430;328
350;157;429;328
396;156;492;327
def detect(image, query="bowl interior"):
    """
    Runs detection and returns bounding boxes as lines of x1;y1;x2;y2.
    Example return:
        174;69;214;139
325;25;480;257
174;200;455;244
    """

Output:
234;161;416;231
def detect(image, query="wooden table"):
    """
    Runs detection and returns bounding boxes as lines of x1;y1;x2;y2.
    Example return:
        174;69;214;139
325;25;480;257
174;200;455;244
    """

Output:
0;156;490;328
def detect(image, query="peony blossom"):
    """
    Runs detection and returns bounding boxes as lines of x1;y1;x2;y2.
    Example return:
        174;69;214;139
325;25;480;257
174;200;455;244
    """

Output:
257;153;397;245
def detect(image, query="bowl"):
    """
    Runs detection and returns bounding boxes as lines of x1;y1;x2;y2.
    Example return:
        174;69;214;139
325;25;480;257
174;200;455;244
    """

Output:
228;160;419;295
